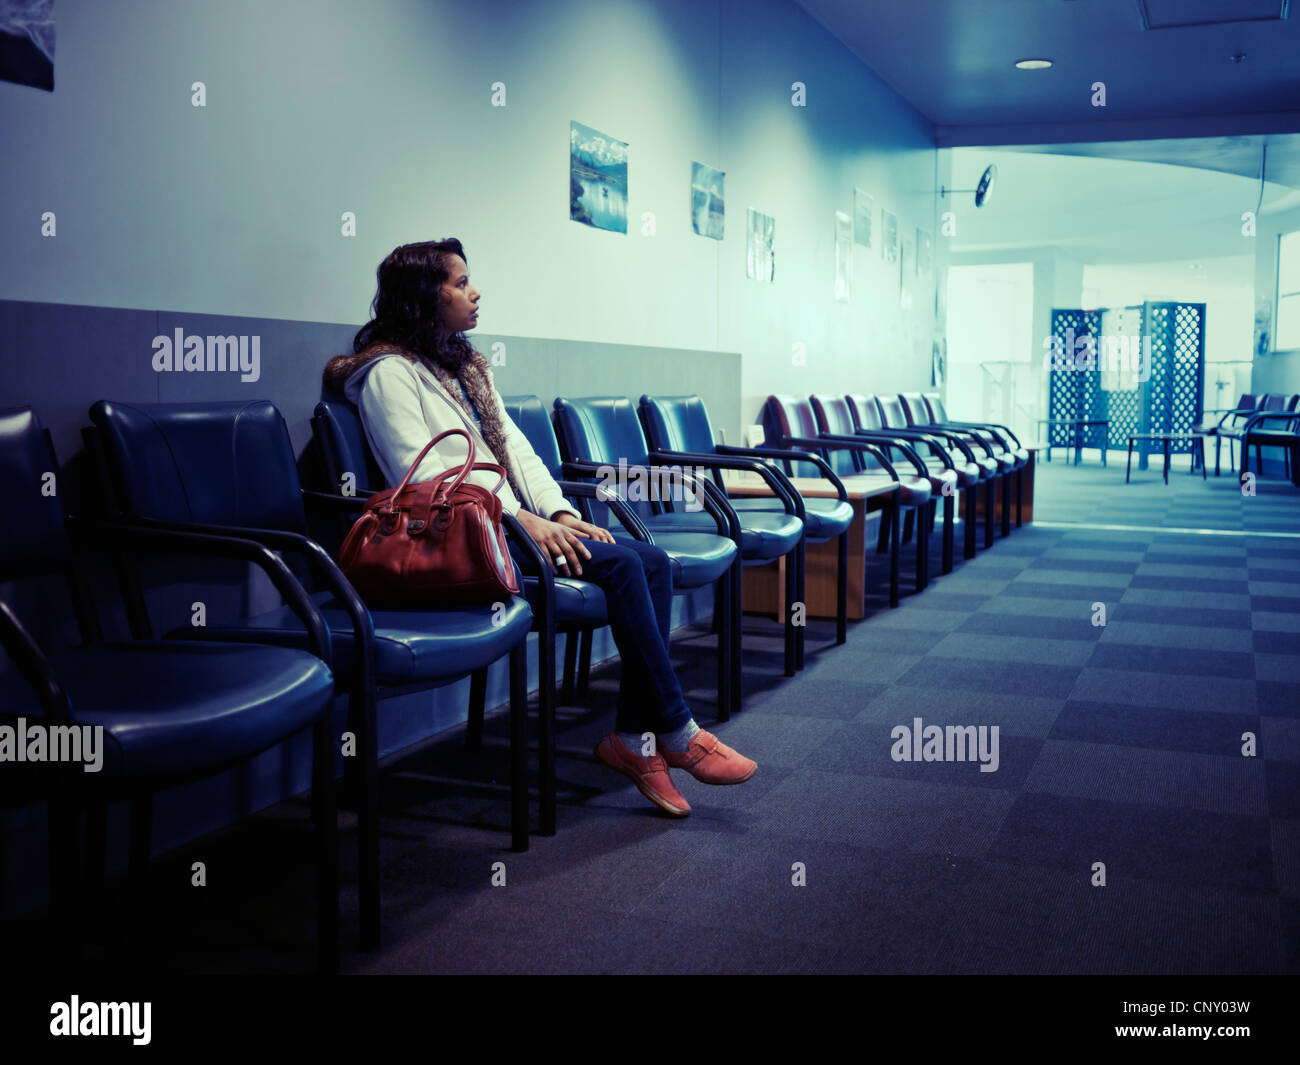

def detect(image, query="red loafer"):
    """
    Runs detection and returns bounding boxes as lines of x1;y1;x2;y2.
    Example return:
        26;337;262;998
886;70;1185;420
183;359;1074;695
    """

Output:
595;733;691;817
660;729;757;785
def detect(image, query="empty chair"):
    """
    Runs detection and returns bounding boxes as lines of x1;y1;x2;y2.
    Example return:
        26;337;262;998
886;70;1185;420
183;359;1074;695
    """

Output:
552;395;782;717
811;393;966;574
639;392;853;664
1204;394;1262;476
502;395;736;717
87;399;535;951
760;394;925;605
0;406;339;972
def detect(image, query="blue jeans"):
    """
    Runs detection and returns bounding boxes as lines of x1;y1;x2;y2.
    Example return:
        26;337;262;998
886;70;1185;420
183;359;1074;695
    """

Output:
511;536;691;735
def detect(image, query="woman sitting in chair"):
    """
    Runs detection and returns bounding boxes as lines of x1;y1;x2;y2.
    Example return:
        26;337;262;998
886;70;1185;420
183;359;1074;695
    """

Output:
323;238;756;817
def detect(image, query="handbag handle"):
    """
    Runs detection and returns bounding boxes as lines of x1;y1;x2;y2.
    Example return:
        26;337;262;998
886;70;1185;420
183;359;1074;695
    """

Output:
386;428;507;508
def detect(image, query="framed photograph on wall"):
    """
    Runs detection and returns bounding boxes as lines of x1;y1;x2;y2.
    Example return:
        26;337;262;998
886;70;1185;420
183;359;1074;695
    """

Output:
570;121;628;234
882;209;899;263
747;208;775;281
691;162;725;240
853;187;873;249
834;210;852;302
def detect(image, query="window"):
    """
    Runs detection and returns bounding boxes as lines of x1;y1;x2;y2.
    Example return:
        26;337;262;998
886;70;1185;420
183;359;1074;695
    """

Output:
1277;229;1300;350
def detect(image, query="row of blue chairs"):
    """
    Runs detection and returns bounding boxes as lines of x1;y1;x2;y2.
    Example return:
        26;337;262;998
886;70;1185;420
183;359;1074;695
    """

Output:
1;386;1025;970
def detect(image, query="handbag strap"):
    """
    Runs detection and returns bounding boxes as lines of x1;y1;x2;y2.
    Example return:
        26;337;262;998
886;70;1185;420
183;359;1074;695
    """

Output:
386;428;508;508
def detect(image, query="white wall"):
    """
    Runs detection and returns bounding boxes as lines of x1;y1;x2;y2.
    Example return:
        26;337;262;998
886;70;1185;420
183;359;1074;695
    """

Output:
0;0;942;437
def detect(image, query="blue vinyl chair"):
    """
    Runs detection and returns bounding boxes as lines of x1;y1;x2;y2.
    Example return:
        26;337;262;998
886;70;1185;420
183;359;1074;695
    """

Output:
760;395;922;606
86;399;536;951
504;395;737;718
553;396;796;717
0;406;340;972
811;394;969;572
638;393;853;665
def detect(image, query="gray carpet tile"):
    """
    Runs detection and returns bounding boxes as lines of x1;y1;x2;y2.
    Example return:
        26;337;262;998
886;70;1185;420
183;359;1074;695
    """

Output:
1022;739;1269;816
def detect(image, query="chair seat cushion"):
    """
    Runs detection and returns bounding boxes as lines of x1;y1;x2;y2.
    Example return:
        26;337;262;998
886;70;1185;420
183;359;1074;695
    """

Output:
176;591;533;686
2;641;333;785
612;529;736;588
728;495;853;539
641;508;802;559
523;575;608;625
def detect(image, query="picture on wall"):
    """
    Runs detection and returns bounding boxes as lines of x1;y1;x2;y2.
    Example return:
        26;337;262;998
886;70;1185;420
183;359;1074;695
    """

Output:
691;162;725;240
900;235;913;309
747;208;775;282
570;121;628;233
881;208;899;263
834;210;852;302
917;228;932;276
853;187;873;249
0;0;55;91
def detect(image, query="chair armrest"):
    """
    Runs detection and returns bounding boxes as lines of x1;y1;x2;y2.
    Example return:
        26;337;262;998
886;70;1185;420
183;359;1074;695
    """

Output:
1242;411;1300;434
553;479;653;542
561;459;733;539
781;435;902;483
0;601;73;723
648;449;803;519
65;516;334;670
715;444;848;503
500;512;551;630
817;432;932;477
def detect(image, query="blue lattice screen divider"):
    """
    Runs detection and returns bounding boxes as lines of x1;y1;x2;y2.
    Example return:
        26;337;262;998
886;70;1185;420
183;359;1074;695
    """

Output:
1050;304;1204;461
1141;301;1206;455
1048;309;1100;447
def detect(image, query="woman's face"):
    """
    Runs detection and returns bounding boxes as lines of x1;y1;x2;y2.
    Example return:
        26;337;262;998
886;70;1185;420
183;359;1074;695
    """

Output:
438;254;480;332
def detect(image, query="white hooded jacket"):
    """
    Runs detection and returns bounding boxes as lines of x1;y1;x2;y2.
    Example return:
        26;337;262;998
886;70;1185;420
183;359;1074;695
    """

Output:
341;354;581;522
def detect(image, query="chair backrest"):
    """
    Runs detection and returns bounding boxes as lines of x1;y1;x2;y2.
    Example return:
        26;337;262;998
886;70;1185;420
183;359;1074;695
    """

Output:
899;393;932;426
1260;393;1286;411
1288;395;1300;412
638;395;717;455
760;395;828;477
0;407;71;581
809;395;864;475
876;395;909;428
502;395;565;479
552;396;665;519
89;400;308;532
846;394;885;430
313;398;386;494
924;394;949;422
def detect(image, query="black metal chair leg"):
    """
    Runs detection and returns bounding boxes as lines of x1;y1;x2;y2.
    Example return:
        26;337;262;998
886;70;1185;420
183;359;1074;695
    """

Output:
795;538;807;670
312;715;340;974
889;500;900;608
577;629;593;697
942;493;954;574
964;485;977;559
730;557;743;717
561;632;578;704
1001;475;1011;537
716;569;732;721
984;480;995;549
47;797;81;969
783;548;797;677
509;641;529;853
466;667;487;750
356;687;381;951
537;622;557;838
836;529;848;645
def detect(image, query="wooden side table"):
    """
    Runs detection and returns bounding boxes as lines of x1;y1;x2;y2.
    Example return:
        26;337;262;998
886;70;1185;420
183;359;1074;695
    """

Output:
721;470;899;618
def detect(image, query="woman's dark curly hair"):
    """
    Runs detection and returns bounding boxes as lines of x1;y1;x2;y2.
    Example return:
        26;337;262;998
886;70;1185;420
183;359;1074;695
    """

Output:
352;239;477;371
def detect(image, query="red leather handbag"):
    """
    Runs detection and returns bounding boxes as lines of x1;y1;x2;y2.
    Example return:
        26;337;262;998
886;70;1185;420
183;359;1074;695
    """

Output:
337;428;521;606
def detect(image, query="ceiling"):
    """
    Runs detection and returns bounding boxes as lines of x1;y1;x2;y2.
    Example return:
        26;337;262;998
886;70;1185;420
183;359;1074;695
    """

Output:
795;0;1300;146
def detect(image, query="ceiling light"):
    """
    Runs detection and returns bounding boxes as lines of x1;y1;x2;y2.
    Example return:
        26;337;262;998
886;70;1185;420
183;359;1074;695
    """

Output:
1015;58;1053;70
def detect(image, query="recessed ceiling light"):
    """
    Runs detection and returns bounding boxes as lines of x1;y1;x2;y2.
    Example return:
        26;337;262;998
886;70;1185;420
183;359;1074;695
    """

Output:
1015;58;1053;70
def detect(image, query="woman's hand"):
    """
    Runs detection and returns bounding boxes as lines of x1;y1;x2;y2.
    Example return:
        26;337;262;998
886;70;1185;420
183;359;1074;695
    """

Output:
555;512;615;545
515;509;605;576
